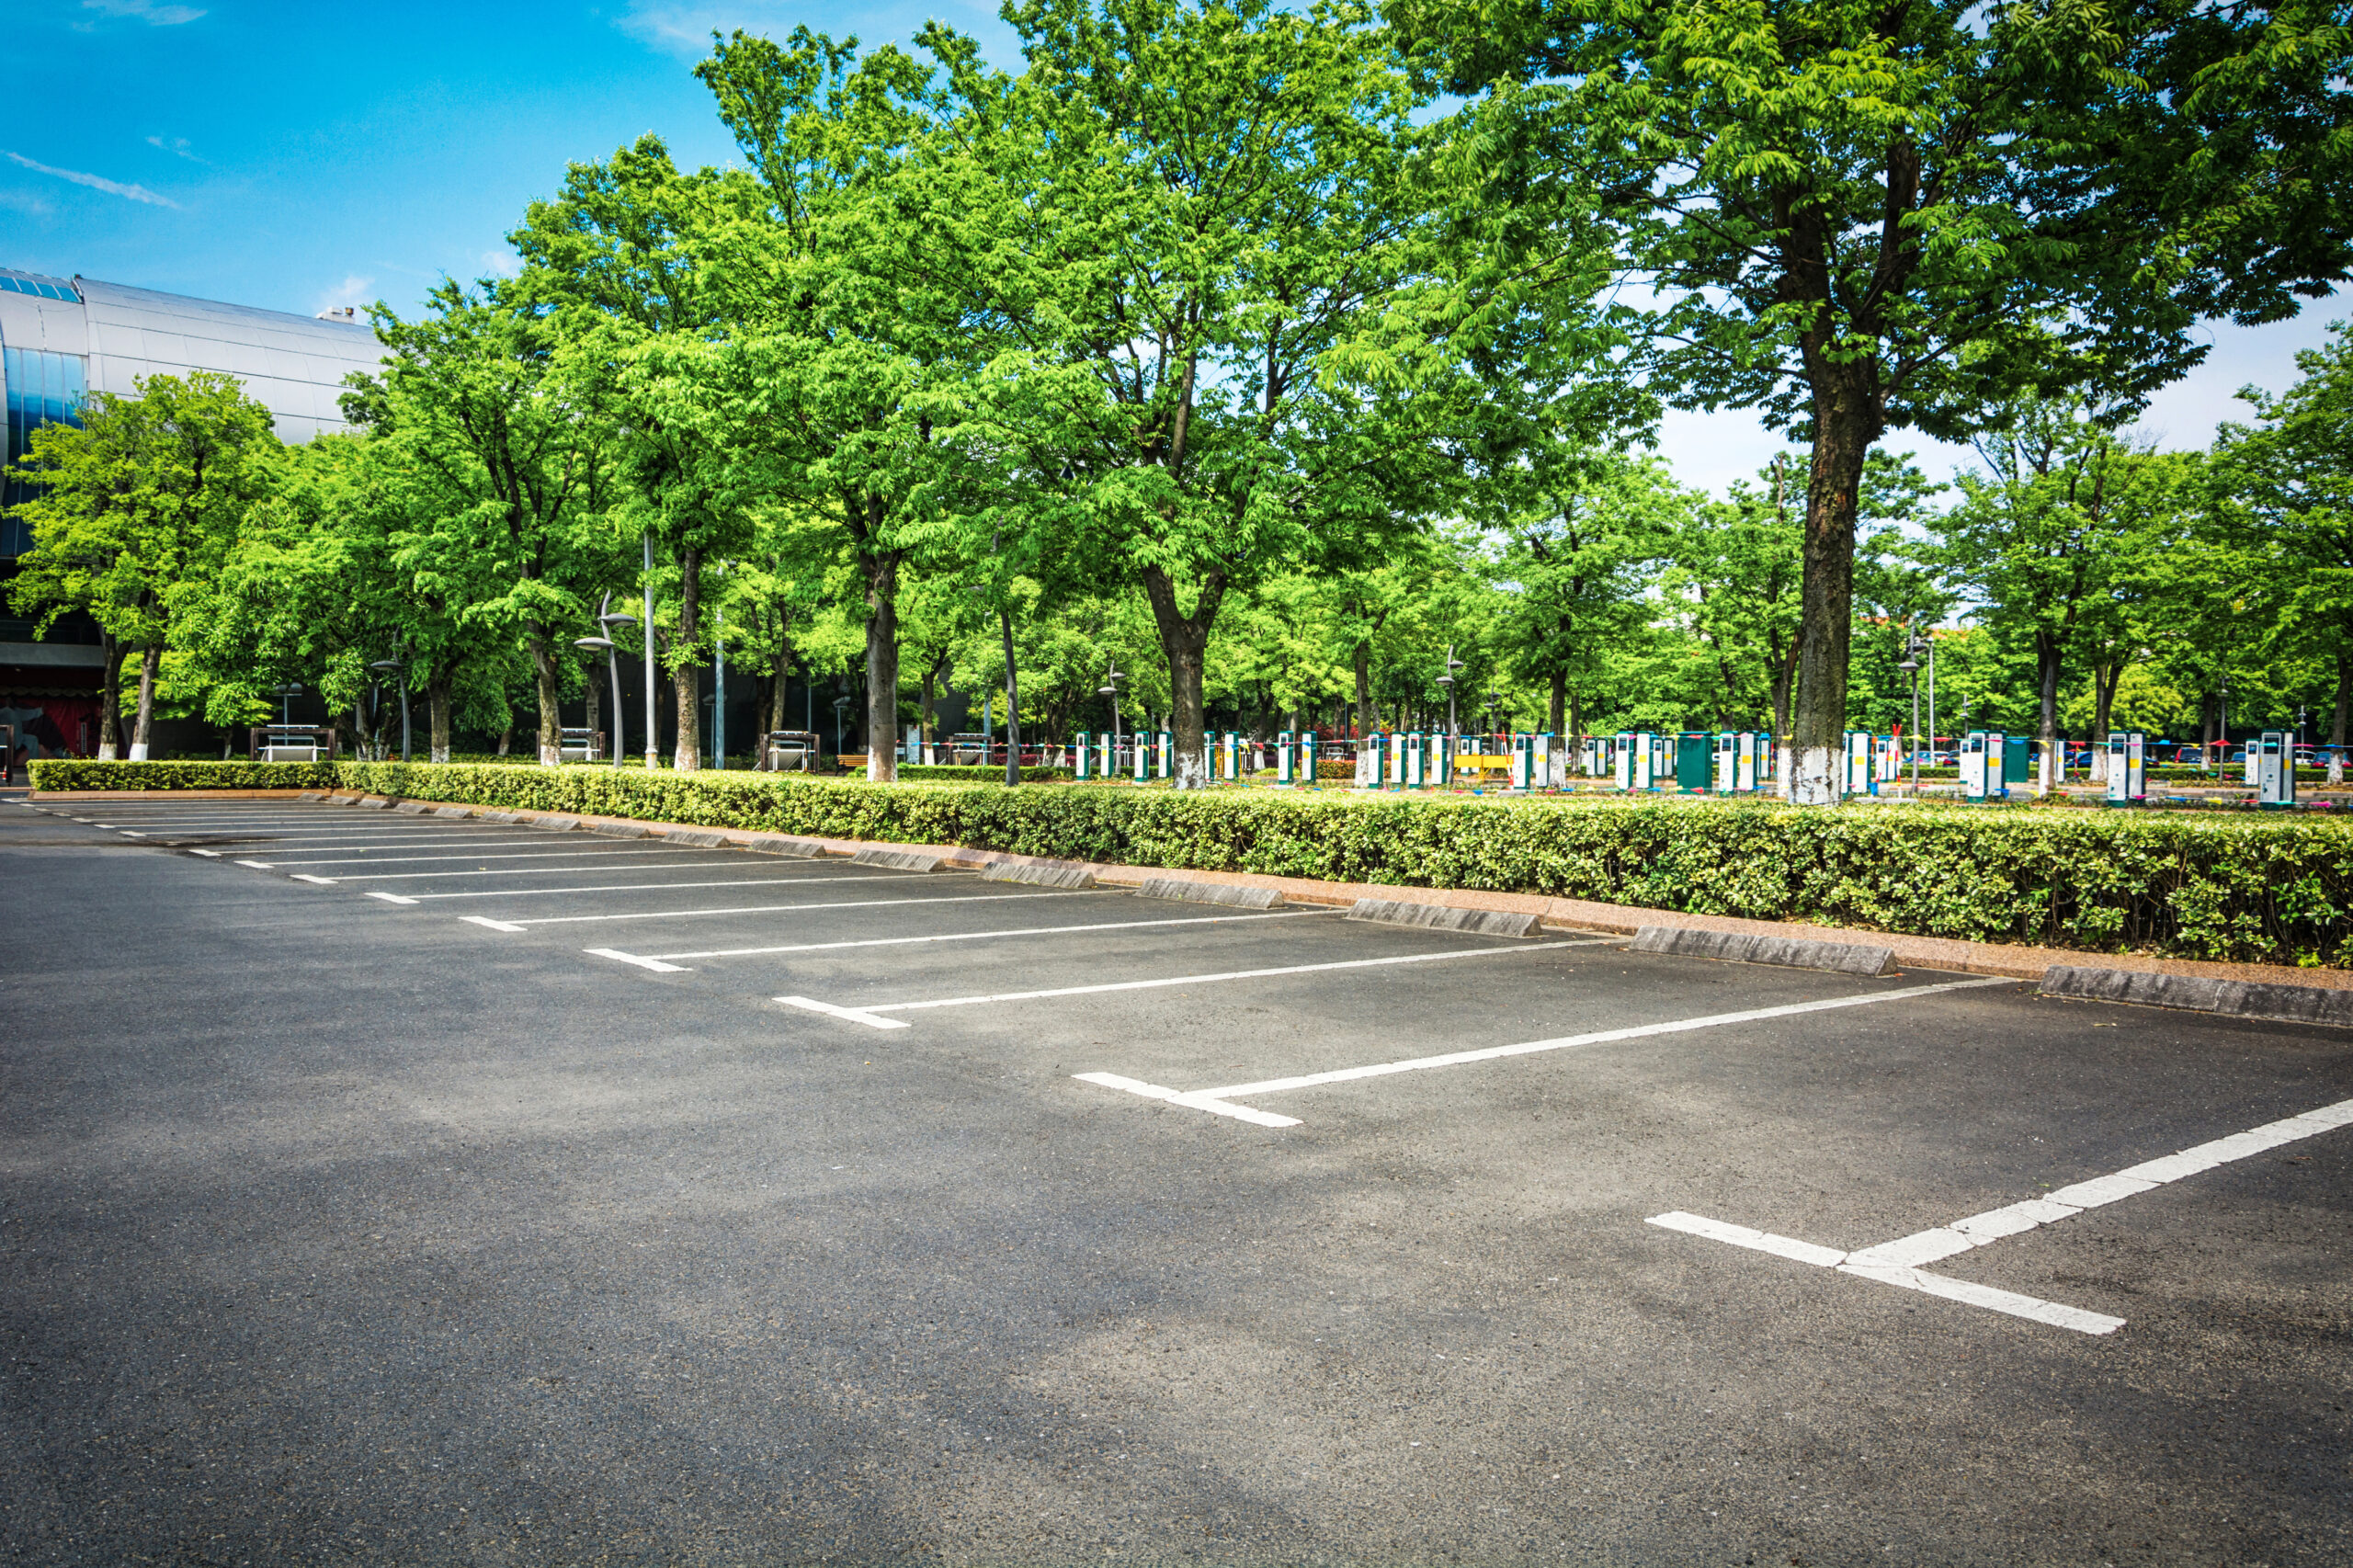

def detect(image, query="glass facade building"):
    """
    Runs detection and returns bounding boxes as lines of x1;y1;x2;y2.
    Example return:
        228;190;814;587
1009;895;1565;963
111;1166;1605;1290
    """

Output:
0;265;386;757
0;265;384;560
1;346;85;557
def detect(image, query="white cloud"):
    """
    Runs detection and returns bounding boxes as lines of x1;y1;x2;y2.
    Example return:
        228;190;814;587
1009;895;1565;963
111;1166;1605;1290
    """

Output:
313;273;377;315
0;187;56;220
82;0;207;24
3;151;178;208
144;134;207;165
479;249;523;279
616;2;806;53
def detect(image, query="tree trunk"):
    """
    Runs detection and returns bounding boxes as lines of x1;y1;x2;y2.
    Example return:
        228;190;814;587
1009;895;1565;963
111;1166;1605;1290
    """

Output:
2332;645;2350;785
673;544;702;771
1791;396;1871;804
497;724;512;756
2035;628;2063;796
2088;661;2121;780
529;632;563;767
429;676;452;766
1142;563;1223;789
861;551;898;782
584;665;600;760
97;635;126;759
770;651;791;741
1354;640;1374;737
129;644;161;760
1549;667;1565;735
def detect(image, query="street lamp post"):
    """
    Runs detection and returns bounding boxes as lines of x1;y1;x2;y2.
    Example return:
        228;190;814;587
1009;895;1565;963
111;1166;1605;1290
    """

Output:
642;531;659;770
1099;663;1125;772
577;595;633;772
1899;635;1925;796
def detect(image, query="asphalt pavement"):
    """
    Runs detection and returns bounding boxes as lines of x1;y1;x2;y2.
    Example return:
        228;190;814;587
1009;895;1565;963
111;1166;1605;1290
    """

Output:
3;795;2348;1565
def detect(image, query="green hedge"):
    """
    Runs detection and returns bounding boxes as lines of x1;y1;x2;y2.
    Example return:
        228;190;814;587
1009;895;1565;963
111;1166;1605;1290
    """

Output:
36;759;2353;963
313;761;2347;965
28;759;341;790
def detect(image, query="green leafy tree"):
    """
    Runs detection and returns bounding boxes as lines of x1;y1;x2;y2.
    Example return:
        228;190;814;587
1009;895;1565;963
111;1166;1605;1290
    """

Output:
1404;0;2353;801
2215;321;2353;780
515;136;759;769
6;370;278;758
689;28;992;780
354;281;614;765
931;0;1550;786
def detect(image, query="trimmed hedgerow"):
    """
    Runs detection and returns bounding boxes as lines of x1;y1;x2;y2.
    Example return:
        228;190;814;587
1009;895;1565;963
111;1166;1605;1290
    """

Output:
36;759;2353;963
28;759;341;790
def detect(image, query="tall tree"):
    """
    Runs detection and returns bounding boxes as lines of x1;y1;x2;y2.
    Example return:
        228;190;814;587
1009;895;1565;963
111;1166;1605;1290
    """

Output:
515;136;755;770
1939;402;2173;791
693;28;982;782
5;371;277;759
931;0;1608;786
356;281;612;765
1402;0;2353;801
2215;320;2353;781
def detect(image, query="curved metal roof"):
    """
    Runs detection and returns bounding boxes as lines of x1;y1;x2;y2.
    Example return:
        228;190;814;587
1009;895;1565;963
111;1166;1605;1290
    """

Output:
0;267;385;445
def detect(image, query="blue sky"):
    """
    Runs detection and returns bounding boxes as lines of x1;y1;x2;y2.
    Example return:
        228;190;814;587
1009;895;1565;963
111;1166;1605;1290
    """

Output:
5;0;2342;496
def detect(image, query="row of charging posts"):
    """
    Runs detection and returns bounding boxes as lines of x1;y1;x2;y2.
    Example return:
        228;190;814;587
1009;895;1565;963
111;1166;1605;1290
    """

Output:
1357;733;1569;790
1610;733;1772;793
1067;731;1329;785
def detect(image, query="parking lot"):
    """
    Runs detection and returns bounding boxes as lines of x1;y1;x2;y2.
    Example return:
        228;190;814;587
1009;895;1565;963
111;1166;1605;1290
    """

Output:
5;793;2350;1563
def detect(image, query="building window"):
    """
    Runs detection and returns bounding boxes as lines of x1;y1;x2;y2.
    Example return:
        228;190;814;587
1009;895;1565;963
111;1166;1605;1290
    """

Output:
2;347;86;558
0;275;79;302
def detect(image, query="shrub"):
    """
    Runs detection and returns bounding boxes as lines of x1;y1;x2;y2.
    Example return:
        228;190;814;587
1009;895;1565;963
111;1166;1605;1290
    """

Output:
37;759;2353;963
28;759;341;790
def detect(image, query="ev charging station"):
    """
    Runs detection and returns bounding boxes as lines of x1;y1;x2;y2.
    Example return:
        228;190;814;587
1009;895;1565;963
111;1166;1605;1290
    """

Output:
1132;734;1148;782
1614;732;1636;790
1221;732;1241;782
1675;732;1711;791
2105;731;2145;803
2258;731;2296;805
1875;734;1901;787
1737;732;1758;791
1301;732;1318;784
1276;730;1295;784
1961;730;2006;801
1844;731;1872;795
1097;732;1115;780
1156;731;1172;779
1073;731;1092;780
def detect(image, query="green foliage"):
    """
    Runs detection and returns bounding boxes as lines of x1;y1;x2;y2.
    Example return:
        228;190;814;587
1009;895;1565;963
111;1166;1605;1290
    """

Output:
30;760;338;790
206;762;2343;964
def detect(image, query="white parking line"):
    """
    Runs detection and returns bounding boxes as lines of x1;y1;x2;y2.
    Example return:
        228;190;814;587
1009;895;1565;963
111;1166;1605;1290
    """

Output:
585;946;690;973
485;877;1047;922
290;874;337;885
647;907;1329;960
785;940;1599;1032
1648;1094;2353;1335
1074;976;2010;1128
307;857;761;882
189;849;222;858
404;875;897;902
233;858;275;869
367;891;418;903
269;846;698;868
